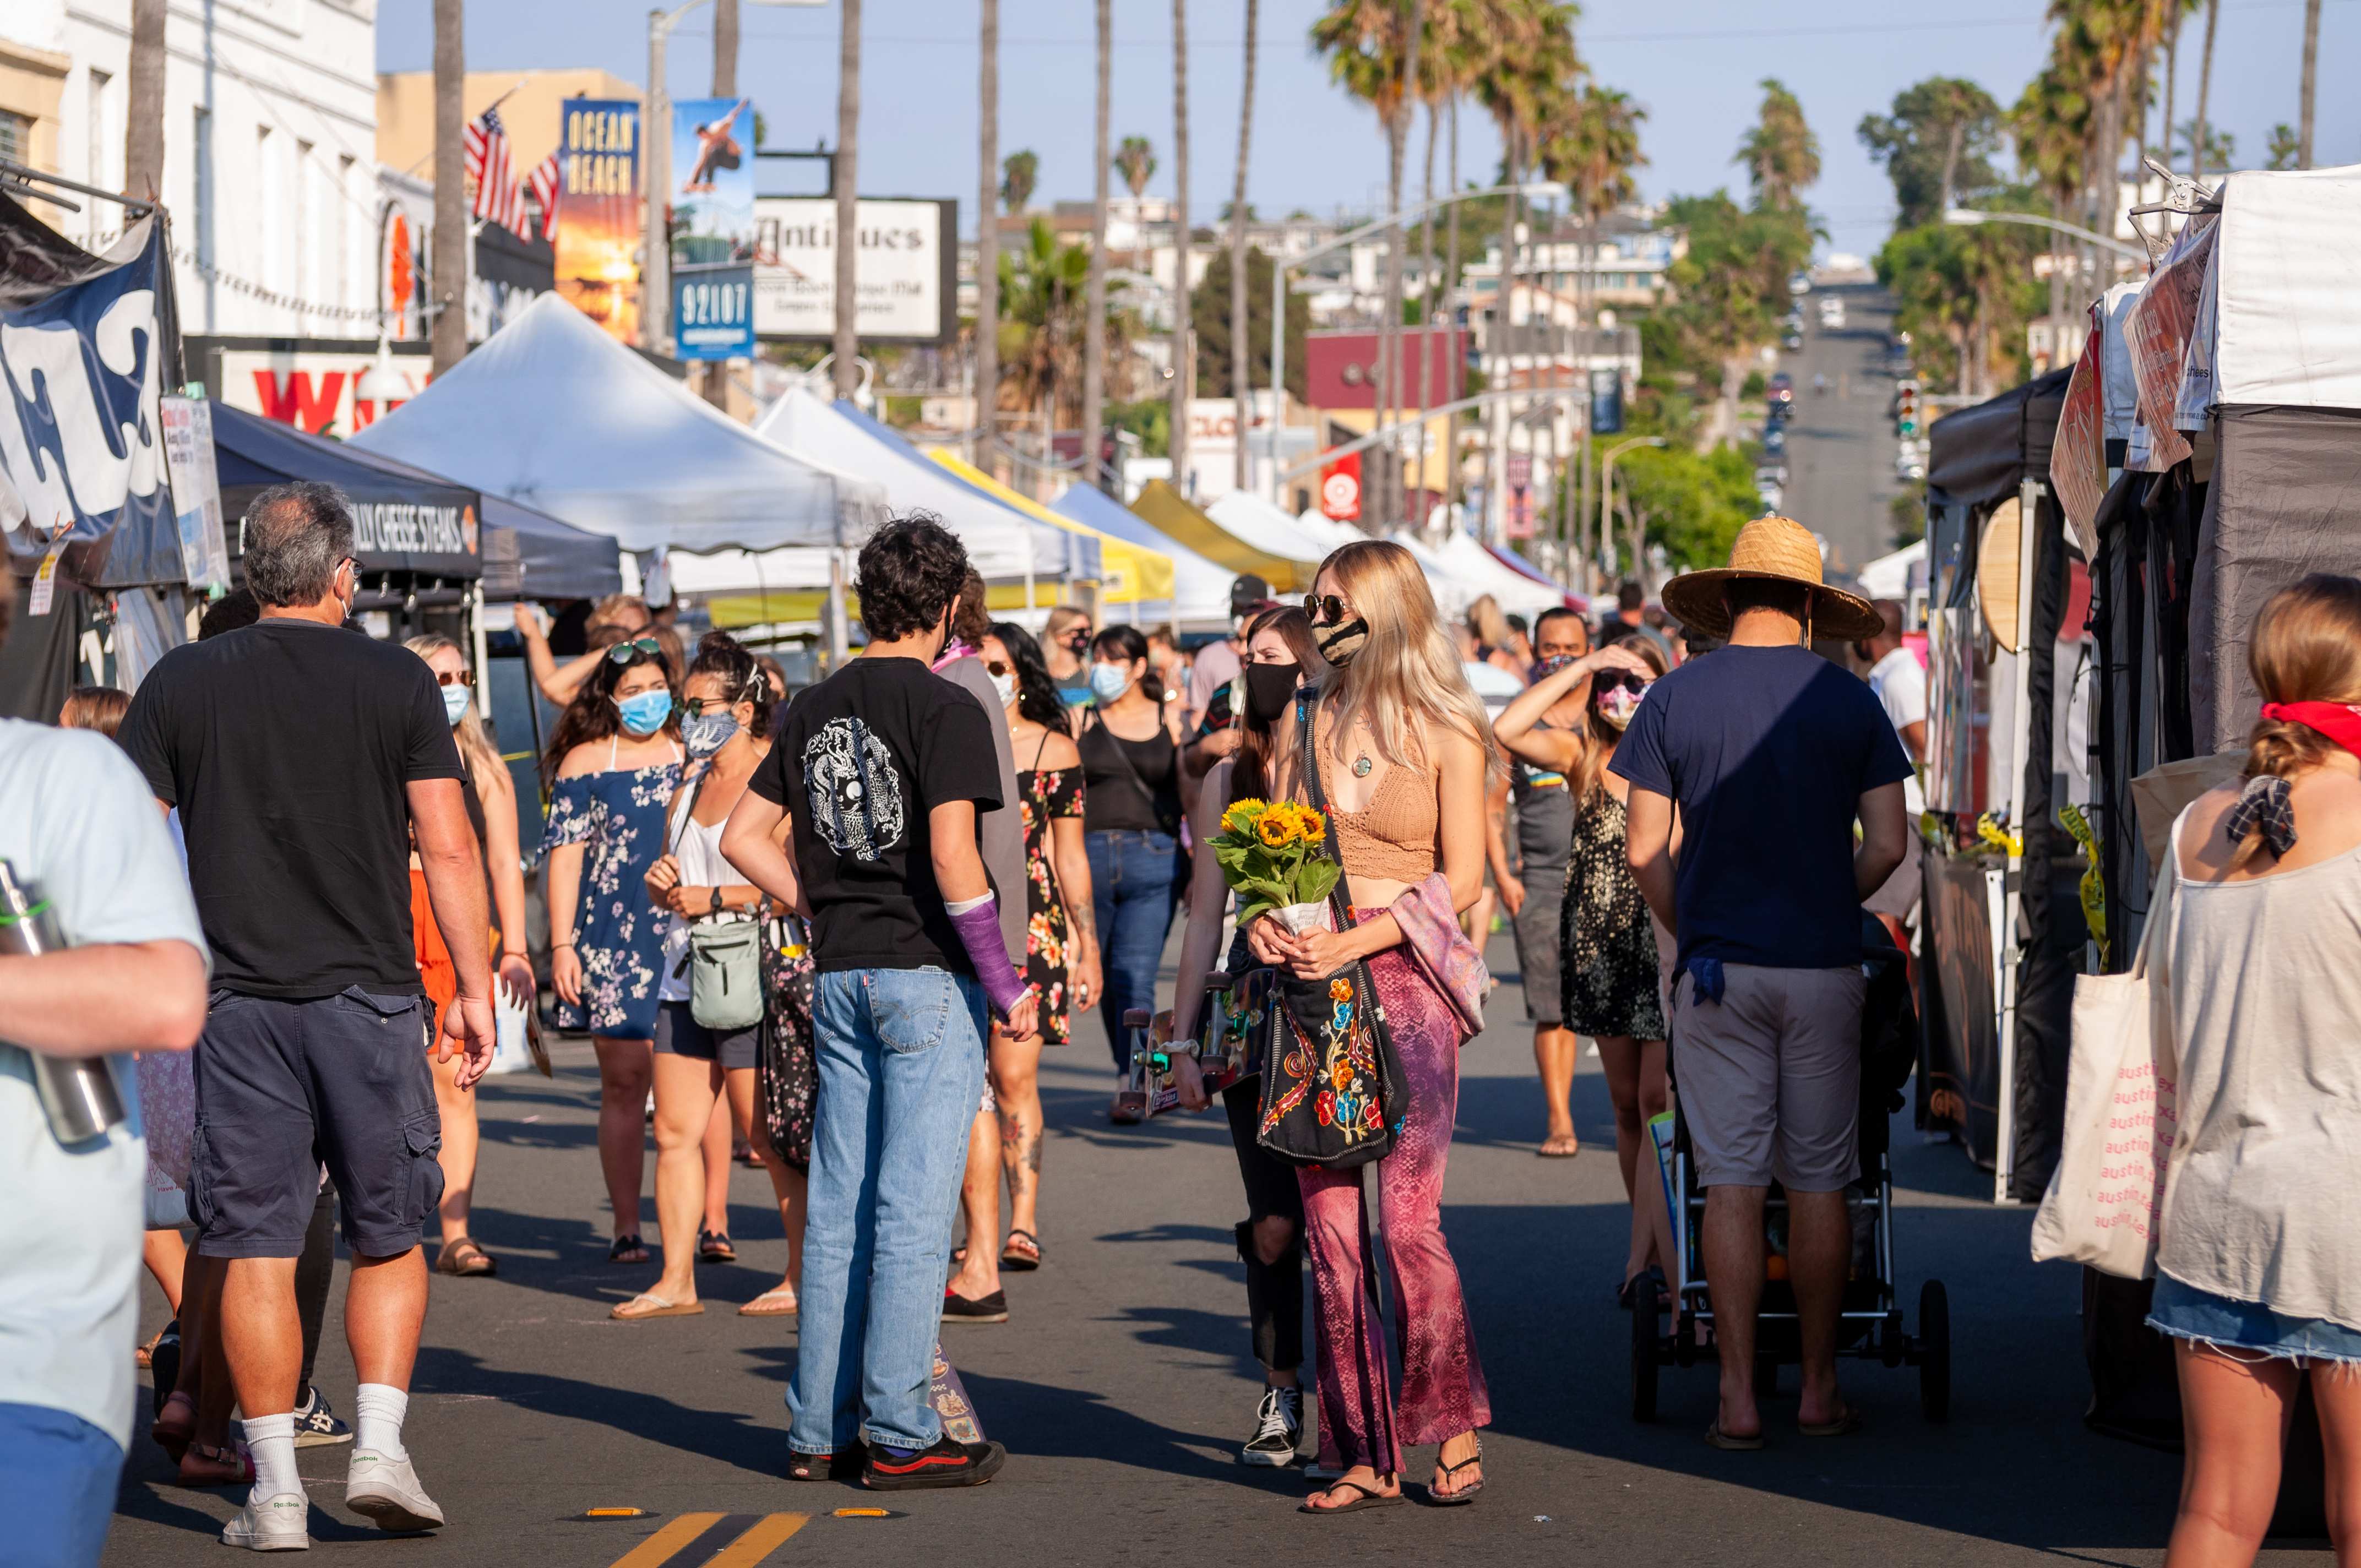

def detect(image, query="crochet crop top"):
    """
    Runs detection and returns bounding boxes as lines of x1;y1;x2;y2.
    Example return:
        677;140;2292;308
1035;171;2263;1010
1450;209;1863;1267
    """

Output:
1316;712;1440;885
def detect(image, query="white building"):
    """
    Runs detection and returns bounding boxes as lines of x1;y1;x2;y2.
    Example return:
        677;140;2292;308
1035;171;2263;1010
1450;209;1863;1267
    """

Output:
3;0;384;338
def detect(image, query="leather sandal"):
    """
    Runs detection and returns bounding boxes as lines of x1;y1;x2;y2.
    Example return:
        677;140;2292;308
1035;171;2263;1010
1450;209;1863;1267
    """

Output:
611;1291;705;1320
436;1237;497;1277
999;1229;1042;1271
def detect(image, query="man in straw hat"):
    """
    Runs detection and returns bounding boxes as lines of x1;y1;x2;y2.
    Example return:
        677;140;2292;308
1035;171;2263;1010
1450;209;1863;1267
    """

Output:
1613;515;1912;1450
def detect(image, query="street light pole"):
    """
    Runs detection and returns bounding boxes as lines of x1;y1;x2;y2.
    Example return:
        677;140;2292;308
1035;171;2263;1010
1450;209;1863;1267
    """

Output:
1941;207;2149;263
1268;180;1563;507
1598;434;1663;584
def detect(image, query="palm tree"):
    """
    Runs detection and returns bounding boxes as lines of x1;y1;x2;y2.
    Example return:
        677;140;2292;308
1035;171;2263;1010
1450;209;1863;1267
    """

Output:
430;0;467;374
2298;0;2321;167
124;0;166;204
834;0;863;399
2011;64;2089;368
1001;219;1137;447
1737;78;1819;211
1230;0;1261;492
1115;136;1157;199
1168;0;1193;496
1083;2;1112;491
1000;150;1039;214
2190;0;2219;178
977;0;1001;464
702;0;741;409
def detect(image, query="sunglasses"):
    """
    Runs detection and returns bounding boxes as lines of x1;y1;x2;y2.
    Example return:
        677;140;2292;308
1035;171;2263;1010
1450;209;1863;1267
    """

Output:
986;660;1010;678
1305;594;1353;627
605;637;663;665
1597;672;1651;696
431;669;472;689
681;695;742;716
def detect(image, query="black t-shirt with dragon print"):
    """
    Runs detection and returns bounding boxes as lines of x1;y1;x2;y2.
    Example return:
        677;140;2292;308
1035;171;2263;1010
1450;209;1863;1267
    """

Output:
752;655;1002;974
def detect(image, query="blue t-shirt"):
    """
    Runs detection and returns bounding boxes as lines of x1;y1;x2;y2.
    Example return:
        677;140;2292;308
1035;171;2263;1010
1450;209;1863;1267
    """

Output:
1609;644;1913;970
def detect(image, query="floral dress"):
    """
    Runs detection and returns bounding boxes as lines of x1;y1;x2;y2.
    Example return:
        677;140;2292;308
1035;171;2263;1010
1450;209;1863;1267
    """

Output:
1559;785;1667;1040
542;742;681;1039
1019;749;1085;1049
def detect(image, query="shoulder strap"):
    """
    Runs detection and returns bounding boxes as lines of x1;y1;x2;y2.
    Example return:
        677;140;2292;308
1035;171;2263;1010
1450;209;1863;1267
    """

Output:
1297;690;1360;929
1094;718;1167;824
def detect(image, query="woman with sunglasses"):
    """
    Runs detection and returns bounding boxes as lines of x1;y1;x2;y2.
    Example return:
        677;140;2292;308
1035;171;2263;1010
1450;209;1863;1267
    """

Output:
542;637;683;1266
403;636;537;1279
1511;632;1675;1305
1254;544;1496;1512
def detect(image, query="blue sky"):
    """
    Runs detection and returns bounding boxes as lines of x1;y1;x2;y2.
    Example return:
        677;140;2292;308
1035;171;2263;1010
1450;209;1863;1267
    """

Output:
378;0;2353;259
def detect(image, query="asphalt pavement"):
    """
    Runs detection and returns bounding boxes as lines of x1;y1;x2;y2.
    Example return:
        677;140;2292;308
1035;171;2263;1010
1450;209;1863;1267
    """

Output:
103;913;2287;1568
1774;282;1912;581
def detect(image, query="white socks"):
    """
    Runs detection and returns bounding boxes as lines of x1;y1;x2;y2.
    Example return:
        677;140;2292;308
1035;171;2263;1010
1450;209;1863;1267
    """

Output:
353;1384;410;1460
243;1411;302;1501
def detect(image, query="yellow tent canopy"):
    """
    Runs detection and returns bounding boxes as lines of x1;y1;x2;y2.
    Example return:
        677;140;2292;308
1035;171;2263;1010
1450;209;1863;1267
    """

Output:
925;449;1176;605
1129;478;1319;593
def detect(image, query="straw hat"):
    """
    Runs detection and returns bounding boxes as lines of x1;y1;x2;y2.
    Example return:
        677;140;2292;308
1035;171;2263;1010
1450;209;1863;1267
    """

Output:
1659;515;1882;643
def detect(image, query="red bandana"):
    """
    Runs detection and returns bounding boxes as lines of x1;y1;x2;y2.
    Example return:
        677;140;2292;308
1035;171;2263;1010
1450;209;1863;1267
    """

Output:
2261;700;2361;758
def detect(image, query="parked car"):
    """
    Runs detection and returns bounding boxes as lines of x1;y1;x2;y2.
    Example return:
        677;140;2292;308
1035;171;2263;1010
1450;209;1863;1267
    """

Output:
1766;399;1796;424
1755;461;1789;488
1894;448;1927;483
1757;482;1785;513
1767;372;1794;401
1788;270;1811;296
1783;329;1804;351
1762;423;1787;456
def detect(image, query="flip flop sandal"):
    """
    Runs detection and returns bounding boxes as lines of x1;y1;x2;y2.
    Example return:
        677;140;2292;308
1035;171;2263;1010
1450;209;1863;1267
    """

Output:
135;1326;164;1369
1705;1420;1766;1451
1427;1440;1484;1505
698;1230;737;1263
436;1237;498;1277
608;1234;649;1265
739;1286;801;1317
1000;1229;1042;1271
1299;1479;1404;1515
611;1291;706;1320
1536;1136;1581;1158
151;1391;197;1464
1799;1403;1865;1438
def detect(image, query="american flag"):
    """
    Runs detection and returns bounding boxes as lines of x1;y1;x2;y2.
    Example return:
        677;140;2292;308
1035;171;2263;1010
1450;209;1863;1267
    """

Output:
525;152;562;243
461;106;528;236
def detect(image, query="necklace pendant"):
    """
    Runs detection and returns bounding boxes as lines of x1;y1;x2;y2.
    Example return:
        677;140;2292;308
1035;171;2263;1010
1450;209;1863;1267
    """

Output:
1352;755;1373;778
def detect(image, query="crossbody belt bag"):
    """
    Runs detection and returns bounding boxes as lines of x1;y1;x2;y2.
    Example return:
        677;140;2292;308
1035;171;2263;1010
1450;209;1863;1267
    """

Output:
669;775;766;1032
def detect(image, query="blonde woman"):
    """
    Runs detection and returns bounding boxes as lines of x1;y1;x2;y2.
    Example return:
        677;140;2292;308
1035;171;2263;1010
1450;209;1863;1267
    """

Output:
1248;541;1494;1512
404;636;536;1278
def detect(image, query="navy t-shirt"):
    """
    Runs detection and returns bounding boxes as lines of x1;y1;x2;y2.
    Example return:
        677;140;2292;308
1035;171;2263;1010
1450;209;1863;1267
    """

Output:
1609;644;1913;970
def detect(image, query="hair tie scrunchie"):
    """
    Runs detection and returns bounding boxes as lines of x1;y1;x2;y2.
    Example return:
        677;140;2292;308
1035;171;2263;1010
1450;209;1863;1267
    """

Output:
2224;773;2298;857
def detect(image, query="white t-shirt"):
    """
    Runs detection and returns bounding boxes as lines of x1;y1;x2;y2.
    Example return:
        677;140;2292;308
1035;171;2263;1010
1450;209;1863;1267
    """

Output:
0;720;208;1452
1868;645;1929;814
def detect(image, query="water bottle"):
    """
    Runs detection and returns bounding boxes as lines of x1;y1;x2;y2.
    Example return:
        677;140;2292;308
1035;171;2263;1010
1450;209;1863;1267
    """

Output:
0;859;131;1144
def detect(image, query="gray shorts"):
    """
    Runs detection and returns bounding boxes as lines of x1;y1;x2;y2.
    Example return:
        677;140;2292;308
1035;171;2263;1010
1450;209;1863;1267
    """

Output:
652;999;758;1071
190;987;442;1259
1510;869;1566;1026
1671;963;1865;1193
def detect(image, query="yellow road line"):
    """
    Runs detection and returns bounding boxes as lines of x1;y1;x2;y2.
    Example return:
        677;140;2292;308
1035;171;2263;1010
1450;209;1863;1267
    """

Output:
605;1513;724;1568
704;1513;810;1566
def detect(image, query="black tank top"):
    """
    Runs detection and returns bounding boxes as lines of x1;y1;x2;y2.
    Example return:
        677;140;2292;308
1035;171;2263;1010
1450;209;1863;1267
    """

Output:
1078;719;1181;836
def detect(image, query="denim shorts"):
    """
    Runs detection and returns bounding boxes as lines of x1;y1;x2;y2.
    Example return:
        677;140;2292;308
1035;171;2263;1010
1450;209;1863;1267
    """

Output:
651;999;758;1070
2148;1274;2361;1369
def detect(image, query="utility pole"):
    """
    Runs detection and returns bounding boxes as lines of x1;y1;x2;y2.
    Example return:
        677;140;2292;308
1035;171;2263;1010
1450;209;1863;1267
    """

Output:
1167;0;1192;498
1082;0;1112;491
701;0;738;408
833;0;862;399
975;0;999;471
431;0;468;374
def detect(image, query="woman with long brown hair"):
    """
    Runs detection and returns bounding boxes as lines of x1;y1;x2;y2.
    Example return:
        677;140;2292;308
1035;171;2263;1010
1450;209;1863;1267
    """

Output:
2152;575;2361;1567
404;635;537;1278
542;638;682;1265
1248;541;1495;1511
1167;605;1328;1466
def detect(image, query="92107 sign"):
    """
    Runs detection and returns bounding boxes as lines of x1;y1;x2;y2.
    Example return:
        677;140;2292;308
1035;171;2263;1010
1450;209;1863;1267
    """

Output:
673;266;754;360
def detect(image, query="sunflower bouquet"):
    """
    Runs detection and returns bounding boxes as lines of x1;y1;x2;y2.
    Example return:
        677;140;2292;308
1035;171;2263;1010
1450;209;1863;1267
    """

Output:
1211;798;1342;935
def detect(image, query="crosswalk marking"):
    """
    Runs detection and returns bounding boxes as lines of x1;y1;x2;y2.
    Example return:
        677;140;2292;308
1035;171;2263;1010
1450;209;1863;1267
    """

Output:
603;1512;812;1568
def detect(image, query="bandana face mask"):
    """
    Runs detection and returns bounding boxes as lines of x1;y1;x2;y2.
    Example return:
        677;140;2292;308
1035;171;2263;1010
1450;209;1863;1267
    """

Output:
1594;675;1652;732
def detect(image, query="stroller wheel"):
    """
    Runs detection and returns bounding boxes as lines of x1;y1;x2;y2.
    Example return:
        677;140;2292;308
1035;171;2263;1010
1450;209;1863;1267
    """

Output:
1631;1286;1660;1422
1918;1280;1951;1422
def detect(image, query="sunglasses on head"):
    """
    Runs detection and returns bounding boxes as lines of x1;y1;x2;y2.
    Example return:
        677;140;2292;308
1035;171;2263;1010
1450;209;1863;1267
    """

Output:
606;637;663;665
1305;594;1352;627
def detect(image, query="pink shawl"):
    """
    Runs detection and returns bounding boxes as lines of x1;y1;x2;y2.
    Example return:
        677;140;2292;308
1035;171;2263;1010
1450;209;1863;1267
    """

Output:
1386;873;1489;1042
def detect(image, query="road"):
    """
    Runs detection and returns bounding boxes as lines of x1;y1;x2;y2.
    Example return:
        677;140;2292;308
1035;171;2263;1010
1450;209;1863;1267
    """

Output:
107;920;2261;1568
1775;282;1910;582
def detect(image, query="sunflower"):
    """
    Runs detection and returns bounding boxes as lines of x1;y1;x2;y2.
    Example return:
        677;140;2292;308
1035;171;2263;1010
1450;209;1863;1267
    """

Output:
1221;798;1267;837
1294;805;1326;842
1255;813;1292;848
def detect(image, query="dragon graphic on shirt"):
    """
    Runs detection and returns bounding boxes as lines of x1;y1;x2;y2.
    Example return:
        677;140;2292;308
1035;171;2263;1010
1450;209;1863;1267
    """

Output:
802;717;905;861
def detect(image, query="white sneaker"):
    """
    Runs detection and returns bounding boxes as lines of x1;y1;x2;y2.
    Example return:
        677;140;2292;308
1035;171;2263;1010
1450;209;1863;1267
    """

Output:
221;1492;311;1551
344;1450;445;1533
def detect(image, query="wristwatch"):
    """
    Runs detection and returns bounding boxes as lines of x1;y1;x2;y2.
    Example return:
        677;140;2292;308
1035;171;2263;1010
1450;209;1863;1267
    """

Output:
709;886;724;916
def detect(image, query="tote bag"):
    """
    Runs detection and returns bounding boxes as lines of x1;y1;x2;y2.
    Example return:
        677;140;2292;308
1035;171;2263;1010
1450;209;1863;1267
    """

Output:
2030;838;2182;1279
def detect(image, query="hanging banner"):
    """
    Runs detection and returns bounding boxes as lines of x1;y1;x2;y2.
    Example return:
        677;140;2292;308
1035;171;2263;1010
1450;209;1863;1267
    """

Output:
1589;366;1624;436
2123;216;2216;473
1319;449;1362;522
0;208;184;585
2049;304;2108;559
157;395;229;591
669;96;756;361
553;98;641;344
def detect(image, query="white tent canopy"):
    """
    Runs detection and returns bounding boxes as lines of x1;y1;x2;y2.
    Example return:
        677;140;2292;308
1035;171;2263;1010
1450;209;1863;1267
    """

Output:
1204;491;1355;565
1857;538;1926;601
350;293;886;553
2215;162;2361;407
1426;529;1568;618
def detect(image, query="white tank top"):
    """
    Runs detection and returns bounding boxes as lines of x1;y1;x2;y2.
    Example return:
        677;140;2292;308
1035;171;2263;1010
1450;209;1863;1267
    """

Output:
659;788;751;1004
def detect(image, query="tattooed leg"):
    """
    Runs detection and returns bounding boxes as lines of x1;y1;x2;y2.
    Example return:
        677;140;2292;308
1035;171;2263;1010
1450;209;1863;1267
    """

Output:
991;1028;1045;1239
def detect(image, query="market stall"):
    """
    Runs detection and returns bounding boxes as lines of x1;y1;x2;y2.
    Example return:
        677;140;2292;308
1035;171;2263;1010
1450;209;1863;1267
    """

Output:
924;449;1176;613
1149;485;1322;591
1052;482;1239;631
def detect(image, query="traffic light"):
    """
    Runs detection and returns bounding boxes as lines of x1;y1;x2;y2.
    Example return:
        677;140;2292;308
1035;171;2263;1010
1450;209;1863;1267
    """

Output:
1896;379;1919;439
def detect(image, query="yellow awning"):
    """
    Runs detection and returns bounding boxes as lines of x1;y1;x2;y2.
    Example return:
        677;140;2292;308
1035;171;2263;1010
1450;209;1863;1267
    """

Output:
1128;479;1319;592
925;449;1177;605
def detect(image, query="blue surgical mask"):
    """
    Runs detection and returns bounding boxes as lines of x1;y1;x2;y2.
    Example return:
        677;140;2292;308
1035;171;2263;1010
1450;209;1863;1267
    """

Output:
441;684;470;727
682;711;739;760
1089;661;1133;705
616;689;672;737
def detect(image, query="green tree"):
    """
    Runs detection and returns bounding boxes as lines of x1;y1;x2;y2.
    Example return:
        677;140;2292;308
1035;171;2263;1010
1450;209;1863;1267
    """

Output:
1611;441;1762;572
1190;247;1312;401
1000;148;1039;213
2174;117;2235;169
998;216;1139;435
1857;77;2003;230
1114;135;1157;198
1875;210;2042;398
2265;121;2297;170
1737;78;1820;212
1660;191;1815;447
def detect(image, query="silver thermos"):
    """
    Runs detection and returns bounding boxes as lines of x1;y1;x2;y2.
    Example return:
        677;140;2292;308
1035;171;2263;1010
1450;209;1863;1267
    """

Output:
0;859;130;1144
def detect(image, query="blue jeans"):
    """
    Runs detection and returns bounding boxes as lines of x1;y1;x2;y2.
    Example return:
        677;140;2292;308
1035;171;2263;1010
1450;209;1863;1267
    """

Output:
788;966;988;1455
1086;829;1183;1071
0;1402;123;1567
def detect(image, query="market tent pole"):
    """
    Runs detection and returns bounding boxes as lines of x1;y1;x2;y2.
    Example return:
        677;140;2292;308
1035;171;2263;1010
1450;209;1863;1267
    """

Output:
1993;474;2046;1205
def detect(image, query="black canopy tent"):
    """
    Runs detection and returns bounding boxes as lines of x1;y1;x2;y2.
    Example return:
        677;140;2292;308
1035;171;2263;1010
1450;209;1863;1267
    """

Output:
1917;365;2078;1204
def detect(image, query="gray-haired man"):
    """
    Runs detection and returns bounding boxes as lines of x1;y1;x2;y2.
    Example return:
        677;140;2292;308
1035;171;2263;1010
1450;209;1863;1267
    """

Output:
121;481;493;1549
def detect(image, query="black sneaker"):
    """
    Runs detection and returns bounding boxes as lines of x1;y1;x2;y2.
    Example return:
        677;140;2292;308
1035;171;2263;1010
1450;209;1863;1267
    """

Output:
291;1385;353;1448
942;1287;1009;1324
1241;1385;1302;1467
149;1322;182;1418
786;1442;867;1482
861;1432;1007;1491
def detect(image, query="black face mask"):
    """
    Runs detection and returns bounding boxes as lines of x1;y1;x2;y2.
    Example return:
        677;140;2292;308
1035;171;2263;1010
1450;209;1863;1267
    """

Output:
1242;661;1302;726
1315;617;1369;669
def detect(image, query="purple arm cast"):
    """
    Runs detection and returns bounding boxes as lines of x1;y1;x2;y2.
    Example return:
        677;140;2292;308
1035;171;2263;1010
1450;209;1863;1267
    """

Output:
949;898;1027;1021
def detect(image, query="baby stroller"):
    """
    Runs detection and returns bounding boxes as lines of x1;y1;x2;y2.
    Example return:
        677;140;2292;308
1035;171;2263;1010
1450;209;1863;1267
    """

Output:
1631;914;1950;1423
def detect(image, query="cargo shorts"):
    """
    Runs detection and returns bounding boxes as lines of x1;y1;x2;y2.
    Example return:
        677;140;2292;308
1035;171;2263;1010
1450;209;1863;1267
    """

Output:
188;987;444;1259
1670;962;1865;1193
